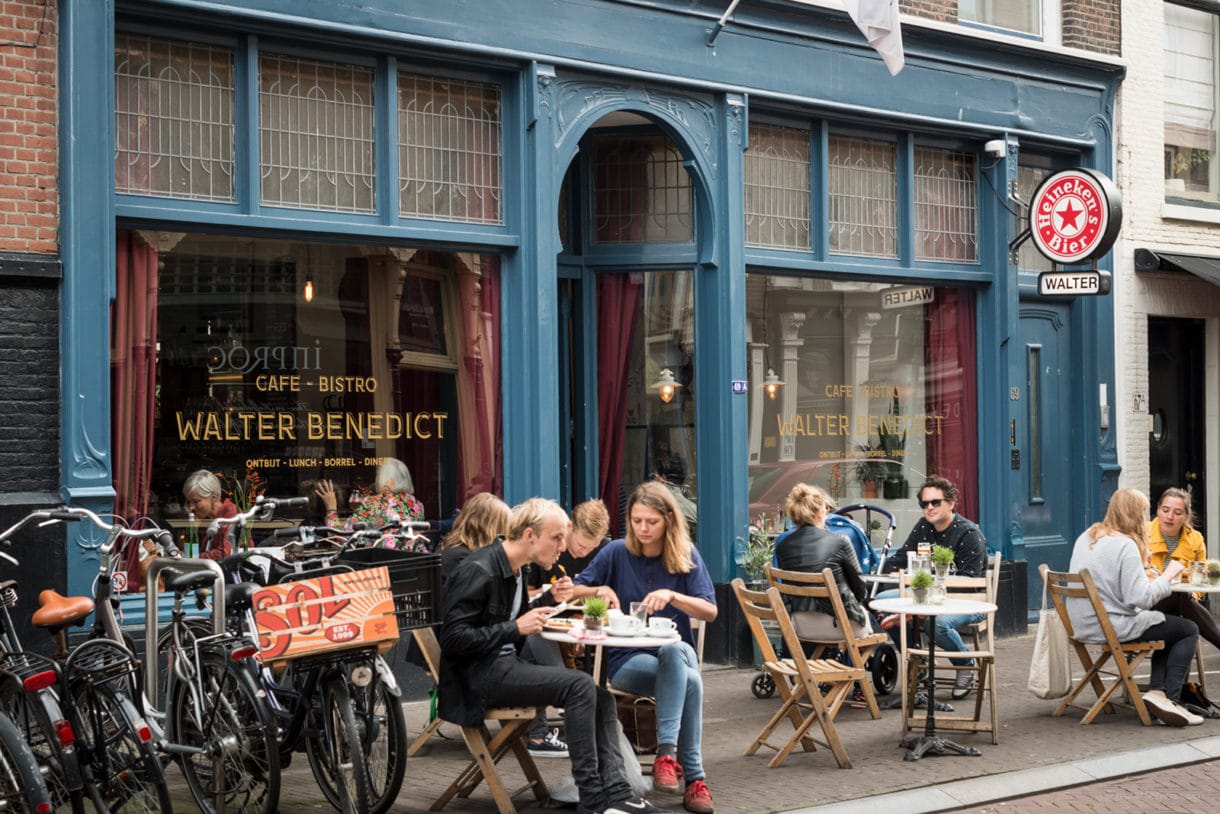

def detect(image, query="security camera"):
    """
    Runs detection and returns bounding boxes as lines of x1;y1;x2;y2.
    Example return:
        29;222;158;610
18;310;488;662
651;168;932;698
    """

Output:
984;139;1007;158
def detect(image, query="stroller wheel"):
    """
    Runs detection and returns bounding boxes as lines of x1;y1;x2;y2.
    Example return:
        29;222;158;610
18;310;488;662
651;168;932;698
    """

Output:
871;641;899;696
751;672;776;698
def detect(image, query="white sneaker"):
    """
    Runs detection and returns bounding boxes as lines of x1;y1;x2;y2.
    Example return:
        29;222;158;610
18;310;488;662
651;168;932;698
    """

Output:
1142;692;1190;727
1178;702;1205;726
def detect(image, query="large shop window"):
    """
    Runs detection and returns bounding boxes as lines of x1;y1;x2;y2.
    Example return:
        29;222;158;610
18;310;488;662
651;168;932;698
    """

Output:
112;231;501;579
1164;3;1220;207
746;274;978;542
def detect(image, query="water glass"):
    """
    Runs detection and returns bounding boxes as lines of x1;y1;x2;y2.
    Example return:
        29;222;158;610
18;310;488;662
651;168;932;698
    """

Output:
629;602;648;627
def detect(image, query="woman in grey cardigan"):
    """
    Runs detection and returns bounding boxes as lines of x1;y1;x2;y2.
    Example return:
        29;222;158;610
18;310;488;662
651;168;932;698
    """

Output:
1068;487;1200;726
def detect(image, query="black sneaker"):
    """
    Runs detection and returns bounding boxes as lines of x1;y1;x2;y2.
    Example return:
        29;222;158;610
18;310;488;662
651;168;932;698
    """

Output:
528;728;569;758
604;797;672;814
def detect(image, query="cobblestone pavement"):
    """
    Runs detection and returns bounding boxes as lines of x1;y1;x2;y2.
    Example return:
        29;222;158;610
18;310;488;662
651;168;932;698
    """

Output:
164;630;1220;813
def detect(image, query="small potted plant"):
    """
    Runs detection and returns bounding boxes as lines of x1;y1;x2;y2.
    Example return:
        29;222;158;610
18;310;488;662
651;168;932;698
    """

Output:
582;596;610;632
854;444;887;500
740;531;776;588
1207;560;1220;586
877;396;909;499
910;569;934;604
931;545;955;580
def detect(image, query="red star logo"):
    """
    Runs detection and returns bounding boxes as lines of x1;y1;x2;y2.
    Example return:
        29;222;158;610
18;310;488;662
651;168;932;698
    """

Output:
1057;200;1082;230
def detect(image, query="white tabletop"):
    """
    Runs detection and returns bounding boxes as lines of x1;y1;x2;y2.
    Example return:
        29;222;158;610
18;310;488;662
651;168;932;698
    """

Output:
863;574;984;589
541;629;681;648
870;596;996;617
1171;580;1220;593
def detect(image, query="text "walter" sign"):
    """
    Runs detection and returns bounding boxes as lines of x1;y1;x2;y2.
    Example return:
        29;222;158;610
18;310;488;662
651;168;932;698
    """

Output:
1037;270;1111;296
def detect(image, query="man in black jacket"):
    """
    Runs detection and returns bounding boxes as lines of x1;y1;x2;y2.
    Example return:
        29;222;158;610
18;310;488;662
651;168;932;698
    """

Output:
439;497;668;814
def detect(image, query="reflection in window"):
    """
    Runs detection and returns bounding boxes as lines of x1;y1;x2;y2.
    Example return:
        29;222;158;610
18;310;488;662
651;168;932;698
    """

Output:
745;273;977;543
1164;4;1220;206
828;136;897;258
259;54;376;213
1017;164;1054;271
593;134;693;243
745;123;811;251
114;34;235;201
959;0;1041;35
914;147;977;263
399;73;502;224
112;232;502;586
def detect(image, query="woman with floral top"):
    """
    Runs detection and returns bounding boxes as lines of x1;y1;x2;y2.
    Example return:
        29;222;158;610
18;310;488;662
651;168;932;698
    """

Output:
314;458;428;551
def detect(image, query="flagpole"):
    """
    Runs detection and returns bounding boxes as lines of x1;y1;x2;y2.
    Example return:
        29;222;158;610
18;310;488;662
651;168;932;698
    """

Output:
707;0;744;46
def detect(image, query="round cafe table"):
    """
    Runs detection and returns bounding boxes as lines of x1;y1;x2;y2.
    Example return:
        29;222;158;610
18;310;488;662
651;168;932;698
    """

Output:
870;595;997;761
1169;579;1220;691
541;626;681;686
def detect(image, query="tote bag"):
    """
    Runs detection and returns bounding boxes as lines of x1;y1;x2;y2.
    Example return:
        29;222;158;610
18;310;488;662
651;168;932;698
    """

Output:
1027;576;1072;699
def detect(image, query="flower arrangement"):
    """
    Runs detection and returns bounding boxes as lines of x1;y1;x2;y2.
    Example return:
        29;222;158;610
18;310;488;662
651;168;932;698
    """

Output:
216;468;266;548
828;462;845;501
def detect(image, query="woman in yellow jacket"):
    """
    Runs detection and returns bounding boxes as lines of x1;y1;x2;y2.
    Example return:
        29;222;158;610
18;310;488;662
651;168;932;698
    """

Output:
1149;487;1220;650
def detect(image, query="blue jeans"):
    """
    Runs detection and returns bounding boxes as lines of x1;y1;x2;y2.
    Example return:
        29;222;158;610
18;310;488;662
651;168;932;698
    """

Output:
611;642;704;780
872;588;984;667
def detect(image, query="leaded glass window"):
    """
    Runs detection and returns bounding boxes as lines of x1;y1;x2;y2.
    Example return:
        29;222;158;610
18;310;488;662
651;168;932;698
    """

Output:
114;34;235;201
399;74;502;224
745;124;811;251
914;147;978;263
828;136;898;258
593;134;693;243
259;54;376;213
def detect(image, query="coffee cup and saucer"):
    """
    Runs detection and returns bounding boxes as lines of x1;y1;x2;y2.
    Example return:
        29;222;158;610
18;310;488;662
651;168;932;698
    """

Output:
607;614;644;637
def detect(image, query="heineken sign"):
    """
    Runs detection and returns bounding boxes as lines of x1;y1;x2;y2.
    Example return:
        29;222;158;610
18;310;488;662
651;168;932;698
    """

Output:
1029;168;1122;265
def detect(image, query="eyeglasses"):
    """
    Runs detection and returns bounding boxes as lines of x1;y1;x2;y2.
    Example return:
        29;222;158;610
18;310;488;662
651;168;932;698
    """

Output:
918;498;945;509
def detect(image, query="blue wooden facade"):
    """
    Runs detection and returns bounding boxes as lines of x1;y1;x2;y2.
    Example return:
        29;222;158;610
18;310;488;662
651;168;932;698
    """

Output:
59;0;1123;616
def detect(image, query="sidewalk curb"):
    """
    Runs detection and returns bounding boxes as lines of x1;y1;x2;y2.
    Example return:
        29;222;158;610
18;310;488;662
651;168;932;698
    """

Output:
781;734;1220;814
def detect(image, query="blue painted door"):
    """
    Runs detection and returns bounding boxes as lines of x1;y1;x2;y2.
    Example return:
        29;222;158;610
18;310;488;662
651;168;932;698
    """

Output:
1019;302;1076;612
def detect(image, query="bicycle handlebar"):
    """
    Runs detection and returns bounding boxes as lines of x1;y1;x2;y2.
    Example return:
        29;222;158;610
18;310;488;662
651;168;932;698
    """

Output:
209;495;310;529
0;505;172;547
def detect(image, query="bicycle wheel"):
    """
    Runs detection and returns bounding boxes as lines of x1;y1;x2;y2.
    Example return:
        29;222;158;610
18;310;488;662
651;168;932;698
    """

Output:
170;650;280;814
72;683;172;813
5;684;90;814
0;707;53;813
306;674;370;814
308;676;406;814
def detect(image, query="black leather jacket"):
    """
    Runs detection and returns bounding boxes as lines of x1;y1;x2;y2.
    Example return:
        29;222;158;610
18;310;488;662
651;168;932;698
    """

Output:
775;524;869;625
437;540;554;725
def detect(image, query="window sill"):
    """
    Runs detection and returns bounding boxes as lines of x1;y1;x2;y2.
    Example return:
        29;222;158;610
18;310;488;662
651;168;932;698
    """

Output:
1163;201;1220;225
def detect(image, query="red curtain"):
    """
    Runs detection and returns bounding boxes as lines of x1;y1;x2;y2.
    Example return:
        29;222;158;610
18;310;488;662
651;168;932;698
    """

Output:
925;288;978;518
112;231;159;582
455;255;501;503
597;274;642;536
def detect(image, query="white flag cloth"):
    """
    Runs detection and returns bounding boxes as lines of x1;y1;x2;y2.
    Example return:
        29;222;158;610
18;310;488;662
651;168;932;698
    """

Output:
841;0;905;75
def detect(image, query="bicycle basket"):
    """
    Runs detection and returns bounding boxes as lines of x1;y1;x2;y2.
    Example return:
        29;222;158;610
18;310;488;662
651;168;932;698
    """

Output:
336;547;440;633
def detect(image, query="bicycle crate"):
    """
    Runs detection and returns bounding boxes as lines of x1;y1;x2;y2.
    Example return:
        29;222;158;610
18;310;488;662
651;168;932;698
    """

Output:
337;547;441;633
252;565;399;666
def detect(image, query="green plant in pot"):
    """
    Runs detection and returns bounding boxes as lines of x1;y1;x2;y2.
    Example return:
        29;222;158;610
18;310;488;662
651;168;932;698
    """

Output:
854;442;887;499
582;596;610;632
1207;560;1220;586
740;531;776;587
909;569;934;604
876;395;908;499
931;544;955;579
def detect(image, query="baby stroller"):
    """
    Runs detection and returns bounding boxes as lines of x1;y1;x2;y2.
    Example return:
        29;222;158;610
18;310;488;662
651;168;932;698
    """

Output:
749;504;899;700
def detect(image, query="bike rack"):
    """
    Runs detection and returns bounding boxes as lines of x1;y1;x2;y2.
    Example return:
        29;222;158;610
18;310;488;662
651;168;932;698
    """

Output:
142;557;226;709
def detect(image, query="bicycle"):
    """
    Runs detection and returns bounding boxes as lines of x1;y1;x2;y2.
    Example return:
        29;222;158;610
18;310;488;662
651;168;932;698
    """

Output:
0;697;53;813
215;509;423;814
0;506;174;812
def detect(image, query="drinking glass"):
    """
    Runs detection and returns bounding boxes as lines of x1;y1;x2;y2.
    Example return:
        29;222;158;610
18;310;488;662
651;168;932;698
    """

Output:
629;602;648;627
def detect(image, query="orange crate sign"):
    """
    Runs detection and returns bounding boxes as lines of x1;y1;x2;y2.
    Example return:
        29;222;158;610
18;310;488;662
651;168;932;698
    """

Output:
252;566;399;663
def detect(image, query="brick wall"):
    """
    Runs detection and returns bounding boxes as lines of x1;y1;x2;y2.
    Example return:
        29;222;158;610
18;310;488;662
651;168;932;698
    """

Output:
0;0;58;253
1062;0;1121;55
901;0;956;24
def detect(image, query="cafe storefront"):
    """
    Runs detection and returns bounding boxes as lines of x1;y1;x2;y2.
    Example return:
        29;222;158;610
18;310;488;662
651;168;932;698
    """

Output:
58;1;1123;632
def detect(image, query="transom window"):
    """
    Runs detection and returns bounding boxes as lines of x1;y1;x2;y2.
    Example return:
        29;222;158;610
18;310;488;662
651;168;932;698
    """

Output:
745;124;811;251
592;134;693;243
828;135;898;258
114;34;504;224
914;147;978;263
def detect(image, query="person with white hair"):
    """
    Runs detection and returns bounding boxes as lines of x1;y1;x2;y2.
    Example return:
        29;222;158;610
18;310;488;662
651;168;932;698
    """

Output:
315;457;427;550
181;469;238;560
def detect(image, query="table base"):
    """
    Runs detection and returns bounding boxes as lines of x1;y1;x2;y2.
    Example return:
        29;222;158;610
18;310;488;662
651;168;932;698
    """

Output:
899;734;982;761
881;693;953;712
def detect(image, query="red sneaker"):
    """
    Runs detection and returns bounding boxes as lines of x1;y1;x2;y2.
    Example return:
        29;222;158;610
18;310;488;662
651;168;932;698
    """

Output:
652;754;682;794
683;780;714;814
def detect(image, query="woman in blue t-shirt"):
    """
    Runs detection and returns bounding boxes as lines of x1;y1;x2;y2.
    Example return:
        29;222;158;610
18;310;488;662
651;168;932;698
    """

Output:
574;481;717;814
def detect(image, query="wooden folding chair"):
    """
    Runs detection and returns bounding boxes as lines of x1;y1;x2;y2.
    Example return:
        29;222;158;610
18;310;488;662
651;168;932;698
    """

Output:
412;627;548;813
902;552;1001;743
765;563;888;719
731;578;863;768
1040;564;1164;726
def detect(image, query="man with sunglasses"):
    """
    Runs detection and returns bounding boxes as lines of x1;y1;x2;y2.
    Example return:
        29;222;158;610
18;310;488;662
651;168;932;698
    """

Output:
876;476;987;699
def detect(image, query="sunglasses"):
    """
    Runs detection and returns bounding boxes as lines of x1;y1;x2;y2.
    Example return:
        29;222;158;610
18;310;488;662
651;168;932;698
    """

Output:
918;498;945;509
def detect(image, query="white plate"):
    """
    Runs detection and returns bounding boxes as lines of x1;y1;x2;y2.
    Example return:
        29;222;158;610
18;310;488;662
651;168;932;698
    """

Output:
606;628;643;637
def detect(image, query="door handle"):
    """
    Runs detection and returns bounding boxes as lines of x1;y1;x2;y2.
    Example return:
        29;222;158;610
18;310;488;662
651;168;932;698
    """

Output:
1186;471;1198;482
